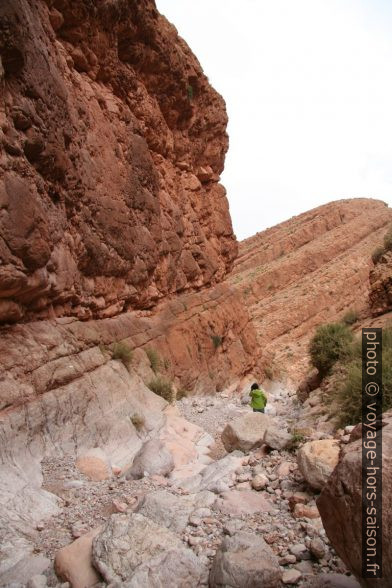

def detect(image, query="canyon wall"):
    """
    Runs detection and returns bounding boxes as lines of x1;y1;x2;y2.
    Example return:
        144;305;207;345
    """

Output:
0;0;259;578
229;198;392;383
0;0;237;324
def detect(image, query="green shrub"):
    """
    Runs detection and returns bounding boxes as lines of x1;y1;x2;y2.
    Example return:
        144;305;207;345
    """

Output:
309;323;353;376
112;342;133;367
326;326;392;426
291;431;305;448
342;309;359;325
383;226;392;251
148;377;174;402
372;246;385;264
130;413;145;430
176;388;189;401
211;335;223;349
146;348;161;373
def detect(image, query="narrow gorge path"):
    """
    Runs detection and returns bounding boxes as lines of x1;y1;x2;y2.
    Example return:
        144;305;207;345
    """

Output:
28;382;357;588
175;383;352;587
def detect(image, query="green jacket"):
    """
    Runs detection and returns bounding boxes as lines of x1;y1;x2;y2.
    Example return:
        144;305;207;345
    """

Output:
250;388;267;410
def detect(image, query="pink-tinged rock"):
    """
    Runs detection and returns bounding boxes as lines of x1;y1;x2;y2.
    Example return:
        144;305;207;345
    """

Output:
214;489;275;516
55;527;103;588
282;569;302;584
111;500;128;513
297;440;340;490
293;503;320;519
288;491;312;510
151;474;169;486
76;448;111;481
274;461;292;478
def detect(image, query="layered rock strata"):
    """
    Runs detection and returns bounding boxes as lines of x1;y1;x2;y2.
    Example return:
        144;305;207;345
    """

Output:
0;0;236;324
229;198;392;382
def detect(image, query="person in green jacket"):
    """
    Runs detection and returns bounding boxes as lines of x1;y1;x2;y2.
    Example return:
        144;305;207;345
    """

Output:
249;382;267;413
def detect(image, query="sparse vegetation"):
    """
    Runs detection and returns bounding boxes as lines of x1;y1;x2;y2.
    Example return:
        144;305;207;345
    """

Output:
342;309;359;325
264;366;273;380
148;376;174;402
112;342;133;367
146;347;161;373
309;322;353;377
211;334;223;349
176;388;190;401
326;326;392;426
130;413;145;430
371;224;392;264
291;431;305;449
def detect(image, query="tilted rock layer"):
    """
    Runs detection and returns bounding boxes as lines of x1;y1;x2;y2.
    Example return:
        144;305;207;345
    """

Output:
229;198;392;382
0;0;236;324
0;1;259;580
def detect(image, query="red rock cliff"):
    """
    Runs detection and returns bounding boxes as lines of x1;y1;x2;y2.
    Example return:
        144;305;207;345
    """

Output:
0;0;237;324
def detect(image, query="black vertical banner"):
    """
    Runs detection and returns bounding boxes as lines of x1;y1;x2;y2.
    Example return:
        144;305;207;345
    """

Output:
362;328;382;579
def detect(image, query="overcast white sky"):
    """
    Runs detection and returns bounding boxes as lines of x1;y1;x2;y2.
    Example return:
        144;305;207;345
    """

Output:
156;0;392;239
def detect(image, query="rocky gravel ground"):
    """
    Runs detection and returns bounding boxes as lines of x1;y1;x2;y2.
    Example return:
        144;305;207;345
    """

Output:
175;388;353;586
25;382;358;588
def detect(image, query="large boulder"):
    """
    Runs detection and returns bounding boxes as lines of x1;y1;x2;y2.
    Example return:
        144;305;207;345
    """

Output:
209;532;282;587
54;527;102;588
124;439;174;480
178;453;243;493
92;513;200;584
317;411;392;586
297;439;340;490
123;549;206;587
264;426;293;450
135;490;194;533
221;413;272;452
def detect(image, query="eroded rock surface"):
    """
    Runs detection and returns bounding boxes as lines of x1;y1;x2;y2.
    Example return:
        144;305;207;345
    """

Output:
221;412;272;452
0;0;236;324
297;440;340;491
317;411;392;586
229;198;392;383
209;532;282;588
92;513;203;585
